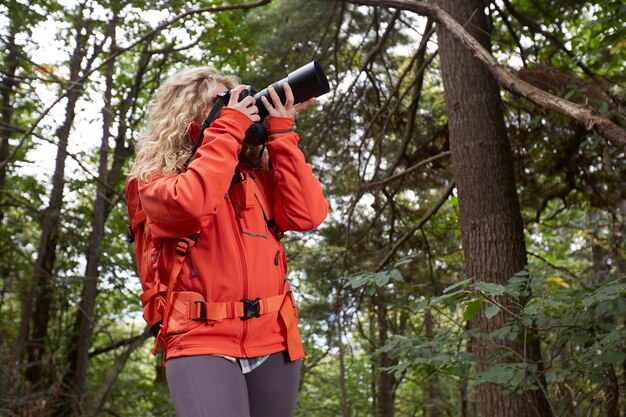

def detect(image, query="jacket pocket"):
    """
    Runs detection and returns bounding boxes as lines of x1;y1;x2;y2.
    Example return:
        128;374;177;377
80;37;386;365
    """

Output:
238;201;268;239
229;181;268;239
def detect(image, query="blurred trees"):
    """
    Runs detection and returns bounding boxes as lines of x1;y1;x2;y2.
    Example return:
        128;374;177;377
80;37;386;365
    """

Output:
0;0;624;416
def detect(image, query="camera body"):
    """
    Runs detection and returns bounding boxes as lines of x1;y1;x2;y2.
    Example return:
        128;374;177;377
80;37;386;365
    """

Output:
217;86;268;146
219;61;330;146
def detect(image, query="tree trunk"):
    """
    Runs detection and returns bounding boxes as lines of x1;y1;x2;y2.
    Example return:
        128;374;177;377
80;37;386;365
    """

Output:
436;1;552;416
10;15;89;371
589;210;609;285
377;299;396;417
0;23;19;225
424;307;441;417
61;18;118;415
83;330;150;417
0;24;21;397
338;312;350;417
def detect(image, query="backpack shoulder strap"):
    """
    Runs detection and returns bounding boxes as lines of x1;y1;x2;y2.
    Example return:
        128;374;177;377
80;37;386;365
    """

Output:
184;94;227;168
152;232;201;356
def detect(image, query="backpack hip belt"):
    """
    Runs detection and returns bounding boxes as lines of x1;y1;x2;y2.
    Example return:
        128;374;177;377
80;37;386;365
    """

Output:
167;280;304;361
186;293;287;322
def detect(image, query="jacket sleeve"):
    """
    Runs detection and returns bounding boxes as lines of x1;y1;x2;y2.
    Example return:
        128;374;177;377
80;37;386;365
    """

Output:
138;108;251;238
264;116;328;232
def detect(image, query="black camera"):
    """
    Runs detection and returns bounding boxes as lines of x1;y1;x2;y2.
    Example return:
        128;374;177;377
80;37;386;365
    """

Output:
186;62;330;168
218;61;331;145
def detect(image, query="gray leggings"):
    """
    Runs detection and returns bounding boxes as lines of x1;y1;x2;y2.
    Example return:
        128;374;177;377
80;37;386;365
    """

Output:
166;351;302;417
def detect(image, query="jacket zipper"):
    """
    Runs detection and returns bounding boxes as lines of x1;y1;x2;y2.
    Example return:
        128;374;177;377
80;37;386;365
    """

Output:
275;250;286;293
227;193;250;358
187;258;203;294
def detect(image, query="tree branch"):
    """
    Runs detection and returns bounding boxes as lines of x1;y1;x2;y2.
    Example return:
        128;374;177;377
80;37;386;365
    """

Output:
88;332;147;357
0;0;273;171
85;327;151;417
361;150;451;190
376;181;455;271
345;0;626;151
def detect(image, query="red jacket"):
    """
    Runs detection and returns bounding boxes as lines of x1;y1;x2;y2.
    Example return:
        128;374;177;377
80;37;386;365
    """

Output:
138;108;328;361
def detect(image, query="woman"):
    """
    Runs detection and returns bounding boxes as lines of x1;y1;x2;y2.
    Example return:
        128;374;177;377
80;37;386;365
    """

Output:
128;67;328;417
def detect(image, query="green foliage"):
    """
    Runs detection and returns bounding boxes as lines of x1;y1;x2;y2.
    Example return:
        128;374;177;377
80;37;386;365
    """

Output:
376;266;626;414
345;268;404;293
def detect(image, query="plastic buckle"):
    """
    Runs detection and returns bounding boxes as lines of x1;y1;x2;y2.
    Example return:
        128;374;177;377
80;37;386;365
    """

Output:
175;239;191;256
240;298;261;320
193;301;207;321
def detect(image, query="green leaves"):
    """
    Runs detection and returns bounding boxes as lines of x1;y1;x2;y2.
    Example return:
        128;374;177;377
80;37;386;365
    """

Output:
475;282;506;297
476;363;538;393
484;304;501;319
345;268;403;295
580;280;626;310
351;262;626;404
463;299;483;321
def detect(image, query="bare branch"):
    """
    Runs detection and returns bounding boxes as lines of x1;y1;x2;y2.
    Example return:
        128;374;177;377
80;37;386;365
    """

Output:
362;151;451;190
376;181;455;271
346;0;626;150
0;0;273;170
85;328;151;417
88;332;148;357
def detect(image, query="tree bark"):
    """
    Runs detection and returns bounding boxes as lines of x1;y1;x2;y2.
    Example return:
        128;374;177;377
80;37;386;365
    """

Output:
1;21;23;400
376;298;396;417
424;306;441;417
0;22;19;225
435;1;552;416
338;316;350;417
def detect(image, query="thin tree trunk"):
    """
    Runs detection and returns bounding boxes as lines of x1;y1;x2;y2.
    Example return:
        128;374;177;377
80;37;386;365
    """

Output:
436;1;552;416
387;18;433;175
62;18;118;415
10;11;90;371
338;311;350;417
377;299;395;417
589;210;610;285
370;311;378;417
0;23;19;225
424;306;441;417
0;20;22;400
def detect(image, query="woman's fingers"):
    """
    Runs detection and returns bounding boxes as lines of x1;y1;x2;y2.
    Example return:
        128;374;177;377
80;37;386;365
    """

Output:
267;85;282;109
226;85;260;122
282;83;295;108
260;95;273;110
228;85;246;107
242;96;256;108
262;83;316;117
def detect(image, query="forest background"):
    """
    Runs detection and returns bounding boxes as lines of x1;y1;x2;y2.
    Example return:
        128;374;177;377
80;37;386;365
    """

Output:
1;0;624;416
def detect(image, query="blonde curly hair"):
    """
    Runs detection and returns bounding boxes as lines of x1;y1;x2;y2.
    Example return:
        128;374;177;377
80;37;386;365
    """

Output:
128;67;238;182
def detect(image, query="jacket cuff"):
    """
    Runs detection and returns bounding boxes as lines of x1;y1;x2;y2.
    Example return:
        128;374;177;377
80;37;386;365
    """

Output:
217;107;254;143
267;116;294;132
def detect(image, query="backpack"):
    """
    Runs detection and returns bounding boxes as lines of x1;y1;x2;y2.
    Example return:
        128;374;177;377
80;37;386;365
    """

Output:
125;176;199;355
125;111;216;354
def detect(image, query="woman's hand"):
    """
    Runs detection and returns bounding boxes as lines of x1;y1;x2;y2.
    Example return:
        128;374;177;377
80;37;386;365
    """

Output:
261;83;316;118
226;85;260;122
